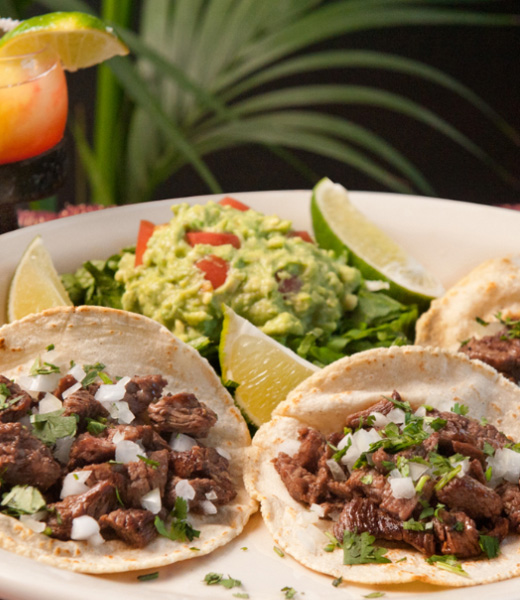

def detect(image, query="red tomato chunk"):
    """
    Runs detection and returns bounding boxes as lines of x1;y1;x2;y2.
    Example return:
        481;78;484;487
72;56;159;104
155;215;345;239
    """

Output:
195;255;229;288
218;196;250;211
186;231;240;249
135;220;156;266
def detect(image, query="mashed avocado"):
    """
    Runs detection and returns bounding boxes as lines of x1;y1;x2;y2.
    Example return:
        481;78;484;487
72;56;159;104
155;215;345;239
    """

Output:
116;201;361;350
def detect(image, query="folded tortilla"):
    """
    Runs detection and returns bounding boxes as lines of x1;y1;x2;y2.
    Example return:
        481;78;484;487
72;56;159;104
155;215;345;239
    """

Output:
415;255;520;351
245;345;520;587
0;306;256;573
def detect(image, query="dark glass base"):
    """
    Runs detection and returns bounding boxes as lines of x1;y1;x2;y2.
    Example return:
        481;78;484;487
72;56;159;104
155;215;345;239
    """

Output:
0;138;68;234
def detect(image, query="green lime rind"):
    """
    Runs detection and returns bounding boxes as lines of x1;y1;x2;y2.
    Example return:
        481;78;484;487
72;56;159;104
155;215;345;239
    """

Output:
310;182;436;311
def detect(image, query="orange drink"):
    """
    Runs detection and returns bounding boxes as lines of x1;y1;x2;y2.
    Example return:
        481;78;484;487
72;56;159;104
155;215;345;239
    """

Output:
0;45;68;165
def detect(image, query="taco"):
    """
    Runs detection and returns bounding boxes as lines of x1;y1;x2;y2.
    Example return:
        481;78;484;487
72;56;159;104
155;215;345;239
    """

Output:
416;256;520;382
0;306;256;573
245;345;520;587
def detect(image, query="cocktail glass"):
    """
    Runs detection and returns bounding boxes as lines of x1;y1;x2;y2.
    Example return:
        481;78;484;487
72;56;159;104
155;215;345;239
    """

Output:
0;43;69;233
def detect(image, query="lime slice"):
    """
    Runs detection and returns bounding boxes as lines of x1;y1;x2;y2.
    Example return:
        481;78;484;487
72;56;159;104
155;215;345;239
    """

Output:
311;178;444;308
0;12;129;71
219;306;318;427
8;236;73;322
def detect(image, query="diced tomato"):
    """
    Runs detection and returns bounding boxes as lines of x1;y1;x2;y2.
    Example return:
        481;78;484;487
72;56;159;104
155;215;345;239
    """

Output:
218;196;250;211
135;220;156;266
186;231;241;249
196;255;229;288
287;230;314;244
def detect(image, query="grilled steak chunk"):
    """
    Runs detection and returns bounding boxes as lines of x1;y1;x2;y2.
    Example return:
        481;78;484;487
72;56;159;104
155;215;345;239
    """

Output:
122;375;167;416
0;422;61;490
62;388;109;430
498;483;520;532
99;508;157;547
0;376;33;423
433;510;481;557
148;392;217;437
436;475;503;520
125;449;169;507
344;398;394;430
68;432;115;469
460;330;520;382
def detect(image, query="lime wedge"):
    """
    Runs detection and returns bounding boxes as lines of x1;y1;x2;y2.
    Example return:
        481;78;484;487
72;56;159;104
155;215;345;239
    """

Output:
219;306;318;427
8;236;73;322
311;178;444;308
0;12;129;71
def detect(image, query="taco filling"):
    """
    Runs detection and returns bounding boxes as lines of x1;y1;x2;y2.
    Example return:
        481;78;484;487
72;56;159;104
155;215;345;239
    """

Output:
273;390;519;562
0;356;236;548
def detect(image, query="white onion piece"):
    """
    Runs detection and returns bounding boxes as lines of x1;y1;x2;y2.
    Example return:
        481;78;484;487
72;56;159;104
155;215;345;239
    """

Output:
337;433;353;451
112;430;126;444
141;488;162;514
277;439;301;457
115;439;142;463
205;490;218;501
201;500;217;515
414;405;427;418
409;461;430;482
370;412;390;427
61;470;91;499
488;448;520;484
53;436;74;465
70;515;101;540
18;373;61;393
309;503;325;518
170;433;198;452
386;408;406;425
295;524;324;555
95;376;131;403
452;457;471;478
326;459;347;481
38;393;62;414
101;400;135;424
216;447;231;461
340;428;380;471
389;476;416;499
62;381;82;400
67;364;86;382
175;479;196;502
19;515;47;533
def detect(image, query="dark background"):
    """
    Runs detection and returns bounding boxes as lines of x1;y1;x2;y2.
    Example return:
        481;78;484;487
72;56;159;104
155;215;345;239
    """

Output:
31;0;520;207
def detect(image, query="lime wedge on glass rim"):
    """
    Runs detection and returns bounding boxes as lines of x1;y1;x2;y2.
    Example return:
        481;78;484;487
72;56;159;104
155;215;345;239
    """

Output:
7;236;73;323
311;178;444;309
0;11;128;71
219;306;318;428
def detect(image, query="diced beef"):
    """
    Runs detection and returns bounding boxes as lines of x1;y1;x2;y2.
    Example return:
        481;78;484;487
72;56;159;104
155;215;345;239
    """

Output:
432;510;481;558
0;422;61;490
295;427;327;472
371;448;395;473
466;419;510;452
380;484;419;522
79;462;128;498
436;475;503;520
46;480;117;540
274;452;329;505
486;516;510;542
170;445;229;479
498;483;520;532
148;392;217;438
0;375;33;423
105;424;170;452
451;440;485;465
344;398;394;430
165;474;236;513
328;467;386;504
124;449;169;507
68;432;115;469
122;375;167;416
52;374;79;400
334;497;402;542
99;508;157;547
62;388;109;430
460;330;520;382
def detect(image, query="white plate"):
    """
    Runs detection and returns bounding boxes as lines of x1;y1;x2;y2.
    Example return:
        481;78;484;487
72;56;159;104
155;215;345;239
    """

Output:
1;190;520;600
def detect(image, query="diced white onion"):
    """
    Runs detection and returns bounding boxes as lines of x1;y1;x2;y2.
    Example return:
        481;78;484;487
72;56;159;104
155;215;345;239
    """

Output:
326;459;347;481
370;412;390;427
38;393;62;414
62;382;82;400
201;500;217;515
309;503;325;518
101;400;135;424
452;457;471;478
95;376;131;403
488;448;520;484
53;436;74;464
216;447;231;461
19;514;47;533
389;476;416;499
18;373;61;393
205;490;218;501
386;408;406;425
61;470;91;499
112;430;126;444
414;405;427;418
175;479;196;502
170;433;198;452
277;439;301;457
115;439;142;463
141;488;162;514
67;364;86;382
340;428;381;472
365;280;390;292
337;433;353;451
409;461;431;482
70;515;101;541
295;524;324;555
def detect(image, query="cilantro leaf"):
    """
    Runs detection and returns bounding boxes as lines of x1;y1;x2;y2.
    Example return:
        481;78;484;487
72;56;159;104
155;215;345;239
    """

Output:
425;554;469;577
451;403;469;416
154;497;200;542
281;587;297;599
479;535;500;559
30;357;61;376
203;573;242;589
30;409;77;445
341;531;391;565
1;485;46;516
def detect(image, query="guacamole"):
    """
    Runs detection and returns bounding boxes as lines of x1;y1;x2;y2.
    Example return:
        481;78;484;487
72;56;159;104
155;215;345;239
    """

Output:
115;201;361;350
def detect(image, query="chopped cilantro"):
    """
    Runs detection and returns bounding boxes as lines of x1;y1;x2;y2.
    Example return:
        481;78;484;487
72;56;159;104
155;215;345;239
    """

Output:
451;403;469;416
273;546;285;557
363;593;385;599
385;394;412;413
485;466;493;481
137;572;159;582
86;417;107;435
281;587;297;599
1;485;46;516
403;519;425;531
454;521;464;532
425;554;469;577
479;535;500;559
419;506;434;520
81;363;108;387
30;357;61;376
30;409;77;445
204;573;242;589
361;473;373;485
341;531;391;565
137;455;159;468
154;497;200;542
115;487;125;508
415;475;431;493
475;316;489;326
332;576;343;587
233;594;250;599
483;442;495;457
46;344;55;351
328;437;351;462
